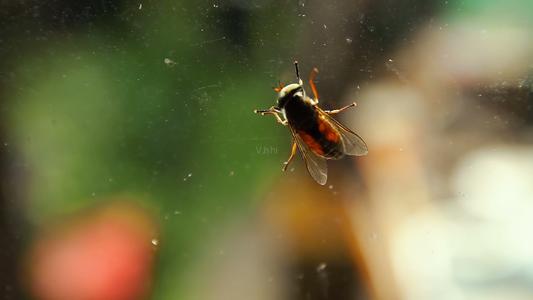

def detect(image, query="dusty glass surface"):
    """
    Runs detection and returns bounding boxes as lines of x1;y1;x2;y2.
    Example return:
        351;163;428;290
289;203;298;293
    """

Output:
0;0;532;299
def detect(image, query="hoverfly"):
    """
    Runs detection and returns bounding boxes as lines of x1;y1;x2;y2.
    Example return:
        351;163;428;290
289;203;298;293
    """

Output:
254;61;368;185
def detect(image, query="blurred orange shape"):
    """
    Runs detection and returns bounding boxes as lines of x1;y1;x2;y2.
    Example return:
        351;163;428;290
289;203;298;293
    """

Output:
26;202;157;300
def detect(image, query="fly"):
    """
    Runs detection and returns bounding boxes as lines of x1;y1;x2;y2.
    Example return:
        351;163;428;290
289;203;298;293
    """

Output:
254;61;368;185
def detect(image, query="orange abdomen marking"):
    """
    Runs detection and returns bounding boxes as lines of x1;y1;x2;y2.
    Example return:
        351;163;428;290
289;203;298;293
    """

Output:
318;117;340;143
299;132;325;156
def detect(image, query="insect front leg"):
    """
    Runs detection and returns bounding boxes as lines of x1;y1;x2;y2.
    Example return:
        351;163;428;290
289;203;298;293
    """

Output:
254;107;288;126
324;102;357;114
271;112;288;125
282;140;298;171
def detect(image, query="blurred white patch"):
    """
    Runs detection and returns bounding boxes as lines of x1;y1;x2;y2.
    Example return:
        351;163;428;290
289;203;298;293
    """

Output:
453;146;533;221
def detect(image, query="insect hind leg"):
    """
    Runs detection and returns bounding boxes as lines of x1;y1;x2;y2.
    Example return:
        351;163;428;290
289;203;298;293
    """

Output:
324;102;357;114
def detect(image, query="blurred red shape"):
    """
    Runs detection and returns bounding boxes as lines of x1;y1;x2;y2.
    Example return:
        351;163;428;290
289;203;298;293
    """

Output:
26;201;157;300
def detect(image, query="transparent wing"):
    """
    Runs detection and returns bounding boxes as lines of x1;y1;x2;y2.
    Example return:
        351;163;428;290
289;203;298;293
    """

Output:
317;107;368;156
289;127;328;185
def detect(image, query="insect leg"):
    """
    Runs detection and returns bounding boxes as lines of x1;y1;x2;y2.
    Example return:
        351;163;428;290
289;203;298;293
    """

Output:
308;67;320;104
282;140;298;171
324;102;357;114
273;81;285;93
254;106;280;113
254;107;287;125
271;112;288;125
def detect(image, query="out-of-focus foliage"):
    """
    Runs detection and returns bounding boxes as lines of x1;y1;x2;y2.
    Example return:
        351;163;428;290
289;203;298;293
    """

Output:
3;1;302;299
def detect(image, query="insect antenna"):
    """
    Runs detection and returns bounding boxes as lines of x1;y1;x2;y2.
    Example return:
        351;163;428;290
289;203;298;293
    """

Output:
294;61;303;85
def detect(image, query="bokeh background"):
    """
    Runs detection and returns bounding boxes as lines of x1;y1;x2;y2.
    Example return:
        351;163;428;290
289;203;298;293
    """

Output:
0;0;532;299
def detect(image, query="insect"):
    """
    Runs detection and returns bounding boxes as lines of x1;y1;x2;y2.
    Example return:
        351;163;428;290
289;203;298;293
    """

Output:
254;61;368;185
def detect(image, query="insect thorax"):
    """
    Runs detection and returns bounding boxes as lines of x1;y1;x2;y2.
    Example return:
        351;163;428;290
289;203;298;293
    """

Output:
277;83;303;109
283;95;316;129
